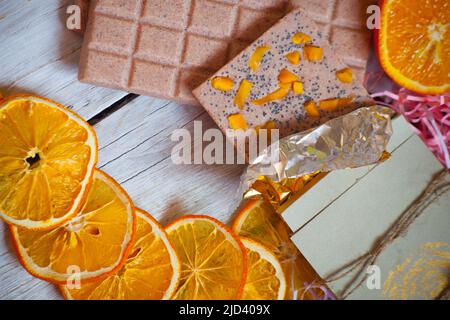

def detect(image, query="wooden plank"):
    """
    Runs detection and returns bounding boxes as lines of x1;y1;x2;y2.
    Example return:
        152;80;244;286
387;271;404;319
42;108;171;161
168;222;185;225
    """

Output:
0;0;127;119
0;96;245;299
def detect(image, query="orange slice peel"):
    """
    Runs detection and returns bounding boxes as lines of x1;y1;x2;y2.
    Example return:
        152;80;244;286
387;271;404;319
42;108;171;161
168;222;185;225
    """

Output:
211;77;234;92
249;46;271;72
278;69;300;84
304;45;323;62
304;101;320;118
285;51;301;65
241;237;287;300
234;79;253;109
61;208;180;300
252;84;291;106
336;68;353;84
228;113;248;130
292;32;312;45
232;199;323;300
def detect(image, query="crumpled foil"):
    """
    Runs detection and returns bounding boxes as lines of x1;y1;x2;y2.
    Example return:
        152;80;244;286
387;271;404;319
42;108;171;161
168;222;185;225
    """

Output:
238;105;393;211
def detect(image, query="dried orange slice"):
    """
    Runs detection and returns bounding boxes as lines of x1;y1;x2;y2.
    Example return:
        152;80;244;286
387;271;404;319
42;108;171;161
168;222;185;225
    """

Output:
241;237;286;300
10;169;135;284
61;208;180;300
378;0;450;94
166;215;247;300
232;199;324;300
0;95;98;229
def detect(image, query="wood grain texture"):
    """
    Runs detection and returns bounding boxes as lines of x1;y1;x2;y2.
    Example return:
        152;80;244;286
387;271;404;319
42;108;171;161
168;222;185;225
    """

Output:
0;0;127;119
95;97;245;226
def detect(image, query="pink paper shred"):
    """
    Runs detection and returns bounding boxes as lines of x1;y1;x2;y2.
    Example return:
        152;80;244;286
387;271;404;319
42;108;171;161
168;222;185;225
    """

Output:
371;89;450;169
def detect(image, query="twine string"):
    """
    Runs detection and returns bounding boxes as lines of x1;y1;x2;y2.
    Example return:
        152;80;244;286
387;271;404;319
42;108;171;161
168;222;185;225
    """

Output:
323;170;450;299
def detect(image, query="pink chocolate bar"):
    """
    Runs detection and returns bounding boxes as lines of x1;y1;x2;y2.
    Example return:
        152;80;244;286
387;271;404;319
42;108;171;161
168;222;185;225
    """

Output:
78;0;291;105
193;8;374;138
292;0;376;81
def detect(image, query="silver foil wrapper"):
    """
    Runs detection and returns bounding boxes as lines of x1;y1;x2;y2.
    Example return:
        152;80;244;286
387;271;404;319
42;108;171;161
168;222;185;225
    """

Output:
238;105;393;198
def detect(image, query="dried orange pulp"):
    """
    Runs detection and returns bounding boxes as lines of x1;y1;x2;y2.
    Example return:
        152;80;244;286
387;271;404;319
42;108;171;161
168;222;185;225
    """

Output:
378;0;450;94
10;169;135;284
241;237;286;300
0;95;98;229
61;208;180;300
166;215;248;300
232;199;326;300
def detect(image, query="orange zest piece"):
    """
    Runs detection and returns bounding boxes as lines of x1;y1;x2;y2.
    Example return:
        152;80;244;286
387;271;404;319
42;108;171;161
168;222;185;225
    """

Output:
285;51;301;65
319;98;340;111
10;169;136;284
304;45;323;62
61;209;180;300
228;113;248;130
292;82;304;95
255;120;277;132
378;0;450;94
249;45;271;72
211;76;234;92
304;100;320;117
337;96;355;108
252;84;291;106
336;68;353;84
0;95;98;230
166;215;248;300
234;79;253;109
292;32;312;45
255;121;278;143
263;120;277;130
278;68;300;84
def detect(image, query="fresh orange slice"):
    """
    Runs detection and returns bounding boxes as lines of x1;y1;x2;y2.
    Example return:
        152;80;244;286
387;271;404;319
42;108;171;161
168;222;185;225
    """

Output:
166;215;248;300
61;208;180;300
241;237;286;300
232;199;325;300
10;169;135;284
378;0;450;94
0;95;98;229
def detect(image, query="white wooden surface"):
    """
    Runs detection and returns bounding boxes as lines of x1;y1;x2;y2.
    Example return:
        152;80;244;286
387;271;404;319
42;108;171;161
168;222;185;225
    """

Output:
0;0;126;119
0;0;245;299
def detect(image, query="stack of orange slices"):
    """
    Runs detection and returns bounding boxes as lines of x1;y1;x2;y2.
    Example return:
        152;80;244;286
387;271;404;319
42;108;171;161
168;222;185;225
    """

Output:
0;94;297;300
